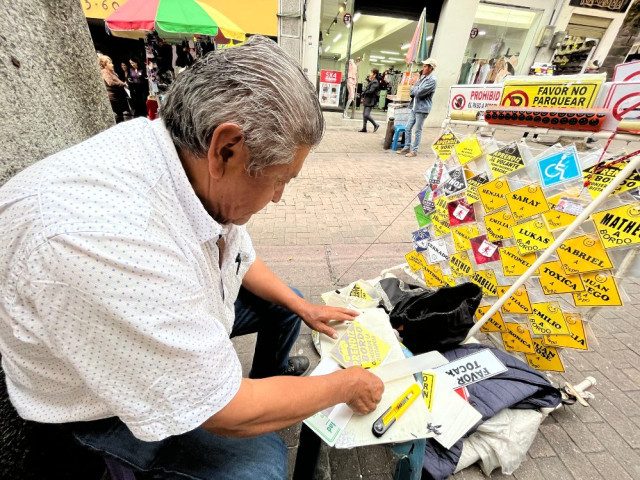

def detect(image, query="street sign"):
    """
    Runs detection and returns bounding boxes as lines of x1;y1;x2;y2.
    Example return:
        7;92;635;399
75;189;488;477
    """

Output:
537;146;581;187
343;13;352;25
448;85;503;119
501;75;605;108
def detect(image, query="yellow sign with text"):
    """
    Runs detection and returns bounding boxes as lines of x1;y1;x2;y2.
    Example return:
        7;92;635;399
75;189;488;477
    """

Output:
573;271;623;307
475;305;507;333
405;250;428;272
81;0;128;19
512;218;554;254
487;143;525;178
423;263;446;288
471;270;498;296
502;323;535;354
542;192;580;231
452;224;480;252
486;210;515;241
454;135;483;165
529;302;570;336
432;216;451;237
466;173;489;205
422;373;436;411
538;260;586;295
501;76;603;108
526;340;565;372
556;234;613;275
443;274;456;287
449;252;474;278
499;246;536;276
432;132;459;161
479;178;511;213
497;285;533;314
592;203;640;249
543;313;589;351
506;185;551;222
349;283;373;300
583;160;640;199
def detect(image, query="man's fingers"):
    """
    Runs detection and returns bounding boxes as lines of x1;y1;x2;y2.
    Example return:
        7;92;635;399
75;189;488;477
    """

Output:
317;324;339;339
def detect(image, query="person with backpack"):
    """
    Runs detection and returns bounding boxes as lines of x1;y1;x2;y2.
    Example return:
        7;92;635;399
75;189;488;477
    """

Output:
397;58;437;157
359;68;380;133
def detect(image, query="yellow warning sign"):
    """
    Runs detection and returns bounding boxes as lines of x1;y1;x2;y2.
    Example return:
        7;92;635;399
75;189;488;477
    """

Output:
405;250;427;272
538;260;586;295
432;216;451;237
485;210;515;241
497;285;533;314
422;372;436;411
474;305;507;333
542;192;580;231
529;302;570;336
432;132;459;161
512;218;554;254
452;224;480;252
499;246;536;276
501;76;604;108
543;313;589;351
479;178;511;213
525;340;565;372
487;143;525;178
434;195;449;218
449;251;474;278
505;185;551;222
556;234;613;274
454;135;483;165
443;274;456;287
330;322;391;369
349;283;373;300
471;269;498;296
423;263;445;288
466;173;489;205
592;203;640;249
573;271;623;307
583;160;640;199
502;323;535;354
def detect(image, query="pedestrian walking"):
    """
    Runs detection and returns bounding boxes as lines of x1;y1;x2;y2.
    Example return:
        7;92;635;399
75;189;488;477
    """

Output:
359;68;380;133
398;58;437;157
98;54;129;123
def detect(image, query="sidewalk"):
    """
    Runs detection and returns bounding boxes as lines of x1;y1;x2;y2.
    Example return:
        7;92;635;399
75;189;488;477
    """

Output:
236;112;640;479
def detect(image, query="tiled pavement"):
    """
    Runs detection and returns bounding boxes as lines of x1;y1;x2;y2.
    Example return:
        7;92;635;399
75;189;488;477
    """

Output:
233;111;640;479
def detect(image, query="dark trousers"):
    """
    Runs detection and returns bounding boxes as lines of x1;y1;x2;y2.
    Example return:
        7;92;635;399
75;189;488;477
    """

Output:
362;105;378;130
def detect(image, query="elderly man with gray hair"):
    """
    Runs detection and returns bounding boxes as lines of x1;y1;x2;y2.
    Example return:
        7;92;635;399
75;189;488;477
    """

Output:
0;36;383;478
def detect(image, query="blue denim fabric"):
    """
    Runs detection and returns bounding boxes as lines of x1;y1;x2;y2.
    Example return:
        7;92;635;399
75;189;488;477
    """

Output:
66;286;303;479
404;110;428;153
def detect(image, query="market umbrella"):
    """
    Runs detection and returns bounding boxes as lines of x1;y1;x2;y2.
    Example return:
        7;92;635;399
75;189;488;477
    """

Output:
105;0;245;41
404;8;429;65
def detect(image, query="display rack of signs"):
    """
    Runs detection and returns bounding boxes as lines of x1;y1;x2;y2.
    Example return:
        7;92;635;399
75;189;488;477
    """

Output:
403;119;638;373
319;70;342;108
448;85;504;120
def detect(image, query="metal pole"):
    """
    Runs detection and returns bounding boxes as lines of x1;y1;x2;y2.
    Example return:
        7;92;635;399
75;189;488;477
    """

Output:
465;153;640;340
343;0;355;115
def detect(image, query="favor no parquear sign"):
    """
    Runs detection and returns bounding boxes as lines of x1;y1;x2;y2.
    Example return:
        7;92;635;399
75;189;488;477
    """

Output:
500;74;605;108
448;84;503;119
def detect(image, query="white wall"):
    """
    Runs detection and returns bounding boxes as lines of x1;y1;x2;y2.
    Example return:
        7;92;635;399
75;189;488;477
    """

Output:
302;0;322;85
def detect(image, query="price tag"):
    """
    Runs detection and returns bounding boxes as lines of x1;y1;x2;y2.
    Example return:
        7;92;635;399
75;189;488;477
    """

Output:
471;269;498;296
479;178;511;213
466;172;489;205
423;263;446;288
426;239;450;263
405;250;427;272
543;313;589;350
583;160;640;199
485;210;515;241
502;323;535;354
592;203;640;249
474;305;507;333
452;224;480;252
432;132;459;161
454;135;483;165
449;251;474;278
505;185;551;222
487;143;525;178
470;235;502;264
512;218;554;254
497;285;532;314
525;340;565;372
573;271;623;307
499;246;536;276
538;260;585;295
529;302;570;336
556;234;613;274
555;197;587;216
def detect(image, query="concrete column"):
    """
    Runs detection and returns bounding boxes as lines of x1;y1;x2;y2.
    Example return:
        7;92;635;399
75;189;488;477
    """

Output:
279;0;303;63
302;0;322;85
425;0;480;127
0;0;113;186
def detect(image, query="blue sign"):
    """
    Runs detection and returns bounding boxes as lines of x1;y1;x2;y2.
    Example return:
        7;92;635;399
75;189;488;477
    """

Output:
537;147;581;187
412;227;432;252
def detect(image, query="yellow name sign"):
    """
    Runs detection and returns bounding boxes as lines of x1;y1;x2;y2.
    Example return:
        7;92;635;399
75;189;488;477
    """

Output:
556;234;613;275
592;204;640;249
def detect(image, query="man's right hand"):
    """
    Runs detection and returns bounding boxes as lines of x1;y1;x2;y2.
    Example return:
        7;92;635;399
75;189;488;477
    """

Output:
340;367;384;415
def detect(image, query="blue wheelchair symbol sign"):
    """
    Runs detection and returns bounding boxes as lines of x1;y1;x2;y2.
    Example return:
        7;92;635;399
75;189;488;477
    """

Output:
537;147;581;187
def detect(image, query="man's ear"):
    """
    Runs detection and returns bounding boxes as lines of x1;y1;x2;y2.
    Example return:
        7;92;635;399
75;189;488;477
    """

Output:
206;123;246;180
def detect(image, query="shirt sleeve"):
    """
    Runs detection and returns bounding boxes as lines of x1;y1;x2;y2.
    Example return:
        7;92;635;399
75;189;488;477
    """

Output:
20;230;242;441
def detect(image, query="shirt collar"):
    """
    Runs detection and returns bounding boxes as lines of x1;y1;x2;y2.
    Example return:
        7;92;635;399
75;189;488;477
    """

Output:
150;119;227;244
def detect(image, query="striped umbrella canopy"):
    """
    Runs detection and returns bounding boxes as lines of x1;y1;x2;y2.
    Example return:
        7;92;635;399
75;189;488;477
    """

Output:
404;8;429;65
105;0;245;41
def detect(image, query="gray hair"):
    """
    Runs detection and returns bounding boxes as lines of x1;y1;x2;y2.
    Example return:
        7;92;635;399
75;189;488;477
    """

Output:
161;36;324;173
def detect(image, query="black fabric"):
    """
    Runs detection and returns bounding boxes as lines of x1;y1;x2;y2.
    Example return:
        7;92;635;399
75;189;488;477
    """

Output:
378;277;426;309
422;344;563;480
390;283;482;354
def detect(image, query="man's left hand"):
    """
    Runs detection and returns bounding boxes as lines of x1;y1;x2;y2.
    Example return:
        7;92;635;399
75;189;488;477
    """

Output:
300;303;359;339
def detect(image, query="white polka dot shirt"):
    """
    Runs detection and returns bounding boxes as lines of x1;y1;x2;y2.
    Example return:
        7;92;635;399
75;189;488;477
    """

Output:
0;118;254;441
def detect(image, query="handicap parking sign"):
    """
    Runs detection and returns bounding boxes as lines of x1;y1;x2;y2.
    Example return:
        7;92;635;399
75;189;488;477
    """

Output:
537;146;581;188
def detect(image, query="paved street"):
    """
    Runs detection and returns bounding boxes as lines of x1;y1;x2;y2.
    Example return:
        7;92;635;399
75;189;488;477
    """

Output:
233;111;640;479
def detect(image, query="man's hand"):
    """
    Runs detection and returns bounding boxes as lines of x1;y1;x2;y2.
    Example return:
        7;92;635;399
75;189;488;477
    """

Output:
299;303;359;339
340;367;384;414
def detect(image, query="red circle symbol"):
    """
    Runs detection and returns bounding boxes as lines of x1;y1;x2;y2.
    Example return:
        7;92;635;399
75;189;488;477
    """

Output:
612;92;640;121
623;70;640;81
501;90;529;107
470;28;478;39
451;94;466;110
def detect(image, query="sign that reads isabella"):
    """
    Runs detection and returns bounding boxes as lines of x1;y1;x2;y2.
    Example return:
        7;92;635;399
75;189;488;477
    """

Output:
319;70;342;108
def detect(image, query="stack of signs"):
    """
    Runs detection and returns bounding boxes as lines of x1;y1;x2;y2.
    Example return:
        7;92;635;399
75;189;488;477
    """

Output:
402;130;638;373
330;322;391;369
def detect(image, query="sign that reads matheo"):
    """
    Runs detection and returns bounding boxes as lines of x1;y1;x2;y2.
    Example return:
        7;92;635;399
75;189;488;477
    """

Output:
487;143;525;178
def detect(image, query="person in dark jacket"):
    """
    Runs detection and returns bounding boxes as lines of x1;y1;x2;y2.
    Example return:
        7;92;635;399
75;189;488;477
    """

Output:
359;69;380;133
127;57;149;118
98;55;129;123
